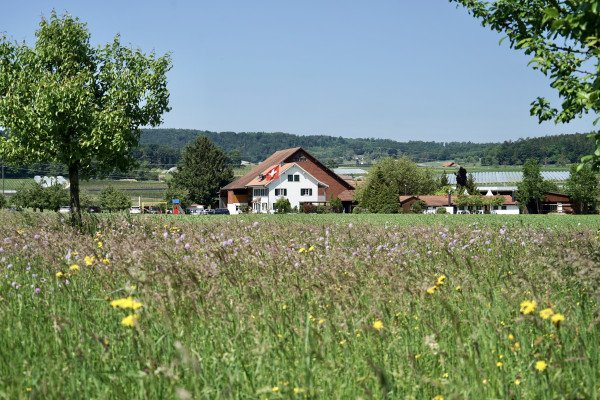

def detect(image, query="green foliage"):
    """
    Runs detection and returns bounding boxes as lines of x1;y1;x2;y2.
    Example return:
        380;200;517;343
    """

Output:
171;136;234;207
10;182;68;211
329;196;343;213
359;157;438;213
465;173;478;195
440;170;449;186
44;184;69;212
99;186;131;212
452;0;600;169
0;12;171;221
274;197;292;214
164;186;191;210
455;195;504;208
0;194;6;209
410;200;427;214
565;164;599;214
435;207;447;214
516;159;546;214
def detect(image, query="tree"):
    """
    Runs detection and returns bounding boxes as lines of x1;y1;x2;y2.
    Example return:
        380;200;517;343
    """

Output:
451;0;600;169
455;166;468;191
171;136;234;207
465;173;478;195
99;186;131;212
565;164;599;214
440;170;449;187
44;184;69;212
516;159;546;214
0;12;171;225
164;186;191;210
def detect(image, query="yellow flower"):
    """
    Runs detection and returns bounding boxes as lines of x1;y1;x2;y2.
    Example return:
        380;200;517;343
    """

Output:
539;308;554;320
550;313;565;326
308;246;315;252
496;361;503;368
339;339;346;345
102;258;110;265
121;314;138;327
298;247;306;253
415;353;421;359
513;341;520;351
55;271;64;278
455;285;462;292
271;386;279;393
442;372;449;379
318;318;326;325
372;319;384;331
426;286;437;295
436;275;446;286
508;333;515;341
84;256;95;266
514;379;521;385
97;241;103;249
520;300;537;315
293;387;305;394
69;264;80;272
535;360;547;372
433;395;444;400
110;296;143;310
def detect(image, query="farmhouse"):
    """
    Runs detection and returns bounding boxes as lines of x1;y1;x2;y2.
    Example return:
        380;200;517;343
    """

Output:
220;147;355;214
399;193;520;214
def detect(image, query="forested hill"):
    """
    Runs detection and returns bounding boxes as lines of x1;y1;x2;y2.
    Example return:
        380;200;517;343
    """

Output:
140;129;595;165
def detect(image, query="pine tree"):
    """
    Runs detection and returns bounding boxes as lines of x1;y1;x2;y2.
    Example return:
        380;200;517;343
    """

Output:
171;136;234;207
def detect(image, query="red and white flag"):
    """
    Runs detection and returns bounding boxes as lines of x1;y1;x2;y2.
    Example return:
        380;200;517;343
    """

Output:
265;165;280;180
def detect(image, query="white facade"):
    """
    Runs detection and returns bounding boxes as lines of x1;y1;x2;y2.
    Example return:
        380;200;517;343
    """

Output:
249;165;324;213
491;205;520;215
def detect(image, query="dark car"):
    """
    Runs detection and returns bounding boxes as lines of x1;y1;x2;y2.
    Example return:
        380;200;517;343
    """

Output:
213;208;230;215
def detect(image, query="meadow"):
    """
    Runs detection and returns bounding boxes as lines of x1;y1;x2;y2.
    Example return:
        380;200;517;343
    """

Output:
0;212;598;399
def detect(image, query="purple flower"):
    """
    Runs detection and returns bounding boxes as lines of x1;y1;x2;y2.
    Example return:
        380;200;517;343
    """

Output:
184;243;191;250
34;288;41;294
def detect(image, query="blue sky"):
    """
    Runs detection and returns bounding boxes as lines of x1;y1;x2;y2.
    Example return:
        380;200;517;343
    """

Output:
2;1;596;142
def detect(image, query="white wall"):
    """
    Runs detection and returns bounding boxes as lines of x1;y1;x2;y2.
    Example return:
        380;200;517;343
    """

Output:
493;205;520;215
250;165;321;213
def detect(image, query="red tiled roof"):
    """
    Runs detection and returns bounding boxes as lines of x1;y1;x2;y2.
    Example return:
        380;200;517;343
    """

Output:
222;147;302;190
337;190;355;202
400;194;516;206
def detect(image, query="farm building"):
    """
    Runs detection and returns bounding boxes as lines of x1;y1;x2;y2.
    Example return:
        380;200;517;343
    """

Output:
220;147;355;214
399;194;520;214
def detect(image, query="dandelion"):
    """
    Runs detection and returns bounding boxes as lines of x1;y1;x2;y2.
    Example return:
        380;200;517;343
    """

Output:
436;275;446;286
69;264;80;272
372;319;384;331
121;314;138;327
539;308;554;320
508;333;515;341
514;378;521;385
426;286;437;295
110;296;143;310
97;241;103;249
520;300;537;315
271;386;279;393
550;313;565;326
535;360;547;372
308;246;315;252
496;361;503;368
55;271;64;278
298;247;306;253
84;256;95;266
102;258;110;265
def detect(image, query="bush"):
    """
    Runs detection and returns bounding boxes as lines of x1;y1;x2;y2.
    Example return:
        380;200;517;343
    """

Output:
329;197;343;213
436;207;448;214
410;200;427;214
99;186;131;212
0;195;6;209
274;197;292;214
302;203;317;214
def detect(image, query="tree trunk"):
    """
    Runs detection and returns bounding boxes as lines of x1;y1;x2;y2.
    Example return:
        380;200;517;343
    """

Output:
68;163;82;227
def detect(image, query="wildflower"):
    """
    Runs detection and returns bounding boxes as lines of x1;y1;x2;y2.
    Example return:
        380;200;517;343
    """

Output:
550;313;565;326
415;353;421;359
339;339;346;345
84;256;95;266
97;241;103;249
436;275;446;286
55;271;64;278
110;297;143;310
298;247;306;253
455;285;462;292
535;360;547;372
293;387;305;394
426;286;437;295
271;386;279;393
69;264;80;272
508;333;515;341
496;362;503;368
442;372;449;379
318;318;326;325
308;246;315;252
539;308;554;320
372;320;384;331
281;304;287;310
102;258;110;265
514;378;521;385
513;342;520;351
121;314;138;327
520;300;537;315
433;396;444;400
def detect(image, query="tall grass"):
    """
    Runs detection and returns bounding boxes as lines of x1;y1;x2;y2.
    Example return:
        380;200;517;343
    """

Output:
0;212;598;399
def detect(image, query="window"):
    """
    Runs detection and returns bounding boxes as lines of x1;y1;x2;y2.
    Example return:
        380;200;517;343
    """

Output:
501;205;507;210
287;174;300;182
253;188;268;197
274;188;287;196
301;188;313;196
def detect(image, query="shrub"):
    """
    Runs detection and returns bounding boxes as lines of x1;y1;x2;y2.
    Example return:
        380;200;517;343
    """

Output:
274;197;292;214
302;203;317;213
410;200;427;214
436;207;448;214
329;197;343;213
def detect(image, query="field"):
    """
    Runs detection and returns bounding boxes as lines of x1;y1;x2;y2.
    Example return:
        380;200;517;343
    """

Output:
0;212;599;399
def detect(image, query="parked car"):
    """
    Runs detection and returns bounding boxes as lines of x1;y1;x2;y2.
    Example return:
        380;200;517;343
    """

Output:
58;206;70;214
203;209;215;215
213;208;230;215
129;206;141;214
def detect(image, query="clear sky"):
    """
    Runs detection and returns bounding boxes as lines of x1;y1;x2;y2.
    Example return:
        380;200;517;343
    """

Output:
2;1;596;143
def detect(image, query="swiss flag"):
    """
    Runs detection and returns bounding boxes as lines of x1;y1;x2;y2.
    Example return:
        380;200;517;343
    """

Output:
265;165;280;181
